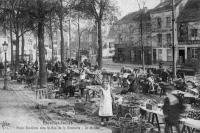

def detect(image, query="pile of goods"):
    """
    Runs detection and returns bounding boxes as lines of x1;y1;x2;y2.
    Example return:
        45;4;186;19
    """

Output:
119;113;141;133
140;122;154;133
74;100;99;116
187;110;200;120
108;113;155;133
107;116;120;127
122;94;141;106
191;99;200;110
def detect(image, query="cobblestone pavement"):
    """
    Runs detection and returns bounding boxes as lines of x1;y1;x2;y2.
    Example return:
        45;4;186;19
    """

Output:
0;79;112;133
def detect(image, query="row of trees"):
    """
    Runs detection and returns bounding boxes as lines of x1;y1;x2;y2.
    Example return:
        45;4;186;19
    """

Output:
0;0;118;87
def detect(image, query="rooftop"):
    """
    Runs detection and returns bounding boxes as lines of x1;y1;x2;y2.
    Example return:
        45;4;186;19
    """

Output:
115;9;150;25
177;0;200;22
107;10;150;39
150;0;182;13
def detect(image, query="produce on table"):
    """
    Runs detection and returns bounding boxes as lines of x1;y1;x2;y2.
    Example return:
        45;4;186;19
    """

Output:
187;110;200;120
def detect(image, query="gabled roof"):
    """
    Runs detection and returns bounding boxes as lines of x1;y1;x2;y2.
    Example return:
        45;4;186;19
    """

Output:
107;10;150;38
150;0;182;13
177;0;200;22
115;10;150;25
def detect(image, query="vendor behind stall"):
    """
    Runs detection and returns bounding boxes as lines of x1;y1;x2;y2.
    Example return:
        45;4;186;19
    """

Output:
161;68;169;82
99;72;113;126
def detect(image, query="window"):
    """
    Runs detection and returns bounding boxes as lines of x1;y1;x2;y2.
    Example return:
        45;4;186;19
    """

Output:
157;34;162;46
53;50;57;55
129;25;134;33
191;29;198;38
145;23;151;32
166;17;171;27
131;50;135;62
118;34;122;42
157;17;162;28
158;49;163;61
166;33;171;45
58;48;61;55
147;36;151;44
167;49;172;61
191;48;198;58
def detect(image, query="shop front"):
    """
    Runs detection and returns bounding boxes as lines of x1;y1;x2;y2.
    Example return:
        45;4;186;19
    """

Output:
152;48;173;65
113;44;152;65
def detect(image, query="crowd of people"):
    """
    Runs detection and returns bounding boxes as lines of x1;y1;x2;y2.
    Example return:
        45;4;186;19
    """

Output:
8;58;197;131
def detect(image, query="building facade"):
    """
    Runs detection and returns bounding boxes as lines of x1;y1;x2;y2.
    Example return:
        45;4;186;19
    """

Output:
177;0;200;64
109;9;152;65
150;0;189;64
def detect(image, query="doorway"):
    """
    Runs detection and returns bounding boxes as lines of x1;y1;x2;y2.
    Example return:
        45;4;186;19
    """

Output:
179;49;185;64
153;49;157;64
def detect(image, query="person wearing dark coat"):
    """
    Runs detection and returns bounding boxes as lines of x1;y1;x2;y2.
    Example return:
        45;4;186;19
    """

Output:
161;69;169;82
162;88;186;133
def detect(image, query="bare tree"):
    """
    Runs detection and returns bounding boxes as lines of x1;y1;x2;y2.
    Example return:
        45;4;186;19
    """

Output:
136;0;147;71
73;0;118;69
20;0;58;87
0;0;37;71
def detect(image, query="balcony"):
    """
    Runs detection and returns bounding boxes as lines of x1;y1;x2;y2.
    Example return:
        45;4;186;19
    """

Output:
152;28;171;33
178;40;200;45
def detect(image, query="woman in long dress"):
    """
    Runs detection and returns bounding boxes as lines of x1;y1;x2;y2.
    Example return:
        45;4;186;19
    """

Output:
99;80;113;125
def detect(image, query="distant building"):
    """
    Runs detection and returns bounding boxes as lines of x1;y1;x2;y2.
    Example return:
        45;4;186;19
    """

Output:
150;0;188;64
108;8;152;65
177;0;200;64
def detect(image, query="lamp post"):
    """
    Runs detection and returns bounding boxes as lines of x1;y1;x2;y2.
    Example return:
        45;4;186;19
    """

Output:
2;41;8;90
172;0;176;79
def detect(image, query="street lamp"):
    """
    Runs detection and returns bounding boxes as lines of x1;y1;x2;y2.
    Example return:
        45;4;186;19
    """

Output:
2;41;8;90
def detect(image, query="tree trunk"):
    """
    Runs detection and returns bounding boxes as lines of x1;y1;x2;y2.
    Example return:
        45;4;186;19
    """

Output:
10;21;13;71
97;20;102;69
15;32;20;71
38;20;47;88
49;17;54;63
59;0;65;66
21;32;25;61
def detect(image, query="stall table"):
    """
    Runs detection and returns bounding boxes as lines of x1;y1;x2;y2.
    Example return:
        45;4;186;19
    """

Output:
181;118;200;133
139;105;164;132
171;90;198;98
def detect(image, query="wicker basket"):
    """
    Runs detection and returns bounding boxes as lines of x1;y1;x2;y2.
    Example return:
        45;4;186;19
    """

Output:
119;113;139;133
112;126;120;133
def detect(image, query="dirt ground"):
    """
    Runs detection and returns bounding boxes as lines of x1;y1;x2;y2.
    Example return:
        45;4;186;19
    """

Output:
0;80;112;133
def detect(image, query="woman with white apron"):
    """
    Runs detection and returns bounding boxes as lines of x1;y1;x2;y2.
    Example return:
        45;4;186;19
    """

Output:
99;80;113;126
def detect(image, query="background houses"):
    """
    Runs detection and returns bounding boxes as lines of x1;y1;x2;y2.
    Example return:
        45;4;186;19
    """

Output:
177;0;200;65
150;0;188;64
109;8;152;65
109;0;199;66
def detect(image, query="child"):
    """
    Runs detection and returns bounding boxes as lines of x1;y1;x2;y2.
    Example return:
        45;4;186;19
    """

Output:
99;74;113;126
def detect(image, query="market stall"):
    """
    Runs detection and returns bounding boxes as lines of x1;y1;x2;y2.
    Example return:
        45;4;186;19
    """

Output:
181;118;200;133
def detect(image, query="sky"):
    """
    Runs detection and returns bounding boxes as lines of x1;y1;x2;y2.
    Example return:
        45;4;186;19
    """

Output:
116;0;161;18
